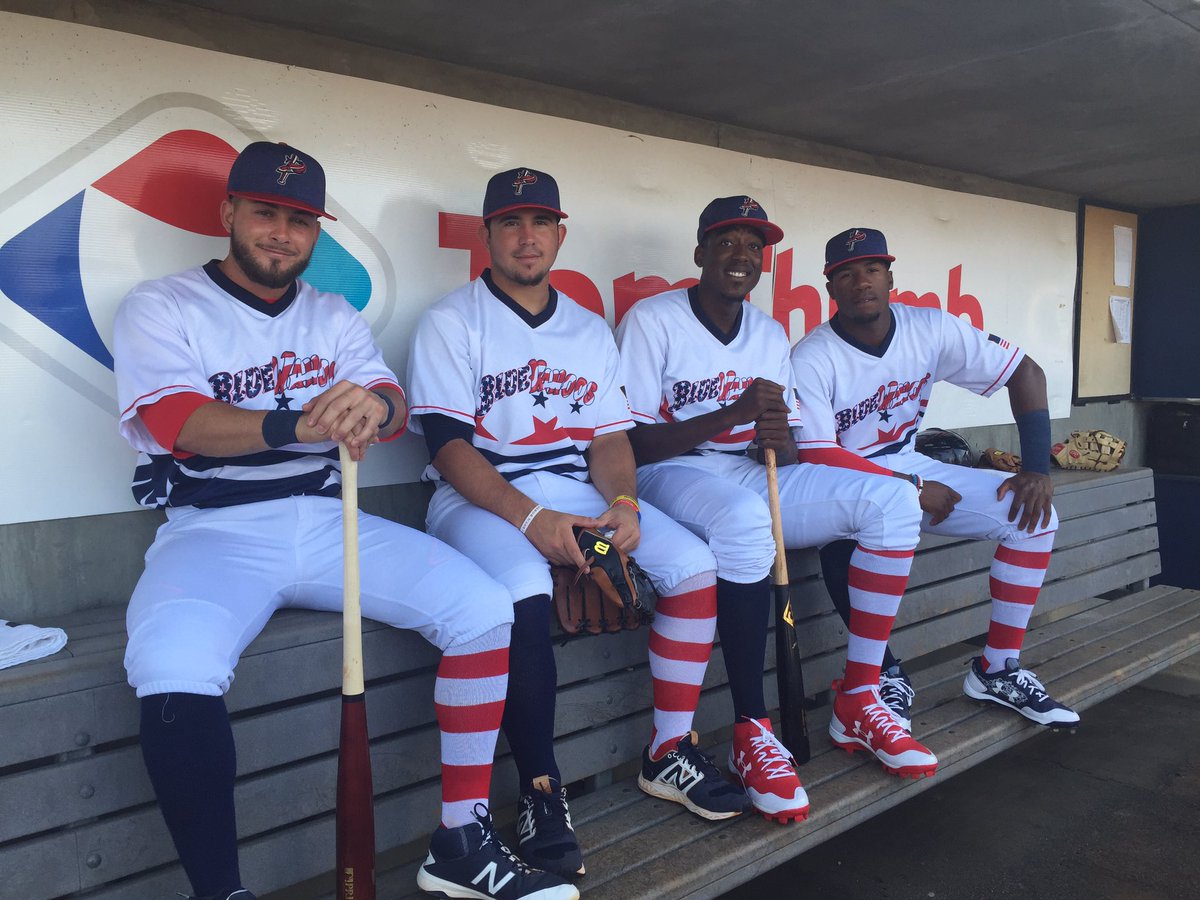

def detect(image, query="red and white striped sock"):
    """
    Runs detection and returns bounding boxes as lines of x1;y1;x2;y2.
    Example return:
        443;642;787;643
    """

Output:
982;530;1056;674
843;546;915;694
436;623;510;828
647;573;718;758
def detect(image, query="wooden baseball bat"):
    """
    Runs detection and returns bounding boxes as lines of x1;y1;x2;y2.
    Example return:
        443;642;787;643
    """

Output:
764;448;811;763
336;444;375;899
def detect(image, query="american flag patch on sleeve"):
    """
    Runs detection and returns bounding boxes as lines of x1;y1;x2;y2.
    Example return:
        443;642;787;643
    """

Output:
987;334;1011;349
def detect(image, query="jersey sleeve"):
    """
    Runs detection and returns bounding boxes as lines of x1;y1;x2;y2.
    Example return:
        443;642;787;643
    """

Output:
614;304;668;424
931;310;1025;397
406;302;477;434
777;331;804;431
592;327;635;436
789;337;843;451
112;282;218;454
329;299;406;436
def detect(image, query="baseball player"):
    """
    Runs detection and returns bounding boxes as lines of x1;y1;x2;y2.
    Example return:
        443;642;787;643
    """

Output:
790;226;1079;729
615;197;938;812
113;143;575;900
407;168;750;879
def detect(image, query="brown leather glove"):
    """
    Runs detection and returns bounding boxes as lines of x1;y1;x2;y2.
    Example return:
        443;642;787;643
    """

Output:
550;528;657;637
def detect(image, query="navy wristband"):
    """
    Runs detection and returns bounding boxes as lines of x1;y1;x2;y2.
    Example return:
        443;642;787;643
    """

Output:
1015;409;1051;474
374;391;396;429
262;410;303;448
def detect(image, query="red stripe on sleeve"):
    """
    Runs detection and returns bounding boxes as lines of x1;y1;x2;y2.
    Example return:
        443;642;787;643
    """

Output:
797;445;894;475
138;391;217;458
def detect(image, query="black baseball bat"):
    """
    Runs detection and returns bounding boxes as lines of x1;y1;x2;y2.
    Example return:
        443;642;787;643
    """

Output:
764;448;811;763
336;445;376;899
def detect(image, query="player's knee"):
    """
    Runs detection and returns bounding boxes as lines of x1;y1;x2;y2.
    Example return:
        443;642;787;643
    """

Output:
860;479;922;547
707;495;774;582
125;600;238;697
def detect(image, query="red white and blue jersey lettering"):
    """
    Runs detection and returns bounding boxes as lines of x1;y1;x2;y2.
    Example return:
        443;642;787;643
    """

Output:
406;275;633;482
789;303;1024;459
616;288;802;453
113;263;401;508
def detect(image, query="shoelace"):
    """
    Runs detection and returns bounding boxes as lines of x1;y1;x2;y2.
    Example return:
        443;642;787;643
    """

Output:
1010;667;1050;699
879;671;915;708
859;699;909;741
744;720;795;780
529;790;569;837
474;804;537;874
672;737;722;780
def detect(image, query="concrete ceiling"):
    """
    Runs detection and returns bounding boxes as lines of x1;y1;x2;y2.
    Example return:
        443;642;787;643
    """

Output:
182;0;1200;210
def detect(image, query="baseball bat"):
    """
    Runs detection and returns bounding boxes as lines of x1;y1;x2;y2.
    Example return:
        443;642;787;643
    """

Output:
336;444;375;899
764;448;811;763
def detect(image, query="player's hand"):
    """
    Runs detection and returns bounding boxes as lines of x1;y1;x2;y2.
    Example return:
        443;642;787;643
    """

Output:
997;471;1055;533
522;507;604;568
754;406;798;464
594;501;641;552
728;378;789;425
299;381;389;460
920;479;962;526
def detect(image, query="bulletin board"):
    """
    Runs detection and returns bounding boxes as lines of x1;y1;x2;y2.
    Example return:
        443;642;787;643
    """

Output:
1075;203;1137;401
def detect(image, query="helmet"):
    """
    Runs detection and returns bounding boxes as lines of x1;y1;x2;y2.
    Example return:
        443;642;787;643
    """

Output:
914;428;973;466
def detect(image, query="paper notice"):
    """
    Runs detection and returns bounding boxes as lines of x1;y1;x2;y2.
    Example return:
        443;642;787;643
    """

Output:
1109;295;1132;344
1113;225;1133;287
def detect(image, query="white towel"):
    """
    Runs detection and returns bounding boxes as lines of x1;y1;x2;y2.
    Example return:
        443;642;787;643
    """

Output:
0;619;68;670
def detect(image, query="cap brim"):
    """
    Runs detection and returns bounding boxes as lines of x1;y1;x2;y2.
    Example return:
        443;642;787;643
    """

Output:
701;217;784;246
483;202;568;222
229;191;337;221
824;253;895;277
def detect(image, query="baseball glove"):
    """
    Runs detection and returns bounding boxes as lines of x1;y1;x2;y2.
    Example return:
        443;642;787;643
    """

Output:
1051;430;1128;472
551;528;657;637
979;447;1022;473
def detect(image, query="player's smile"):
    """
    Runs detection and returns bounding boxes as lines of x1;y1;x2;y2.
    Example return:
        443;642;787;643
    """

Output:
696;225;764;303
221;198;319;295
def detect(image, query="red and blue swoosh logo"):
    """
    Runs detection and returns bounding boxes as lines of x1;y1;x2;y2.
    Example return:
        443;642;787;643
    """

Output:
0;104;392;410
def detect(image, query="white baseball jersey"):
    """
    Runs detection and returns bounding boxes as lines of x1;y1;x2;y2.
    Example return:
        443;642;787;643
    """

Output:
113;261;401;509
789;303;1024;459
406;271;633;481
616;287;802;452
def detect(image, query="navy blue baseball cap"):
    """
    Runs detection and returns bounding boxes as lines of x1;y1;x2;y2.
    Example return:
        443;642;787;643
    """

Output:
823;227;895;276
227;141;336;220
482;167;567;221
696;195;784;246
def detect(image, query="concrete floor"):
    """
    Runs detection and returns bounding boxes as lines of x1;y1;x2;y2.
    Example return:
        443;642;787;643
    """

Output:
723;656;1200;900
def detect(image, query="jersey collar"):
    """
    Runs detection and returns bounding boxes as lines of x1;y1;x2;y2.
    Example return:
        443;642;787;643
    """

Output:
687;285;743;345
481;268;558;327
203;260;298;317
829;308;896;358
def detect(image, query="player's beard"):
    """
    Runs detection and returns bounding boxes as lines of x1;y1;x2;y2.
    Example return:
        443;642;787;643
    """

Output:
229;228;313;290
493;257;550;288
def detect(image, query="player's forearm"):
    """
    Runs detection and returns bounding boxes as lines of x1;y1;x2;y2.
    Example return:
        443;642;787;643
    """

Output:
431;439;540;527
626;408;739;465
1005;356;1049;416
585;431;639;502
174;403;280;456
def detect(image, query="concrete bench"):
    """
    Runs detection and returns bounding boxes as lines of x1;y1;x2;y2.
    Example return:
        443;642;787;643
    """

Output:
1;466;1196;900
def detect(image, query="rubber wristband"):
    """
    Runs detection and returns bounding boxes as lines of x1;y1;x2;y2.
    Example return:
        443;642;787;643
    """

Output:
912;473;924;494
518;504;544;535
373;391;395;429
1014;409;1051;474
262;410;303;448
610;496;642;521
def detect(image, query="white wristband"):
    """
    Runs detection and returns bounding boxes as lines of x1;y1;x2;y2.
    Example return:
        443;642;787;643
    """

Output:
518;504;544;535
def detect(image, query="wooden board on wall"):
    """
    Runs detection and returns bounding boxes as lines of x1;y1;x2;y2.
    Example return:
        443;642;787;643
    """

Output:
1077;204;1137;400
